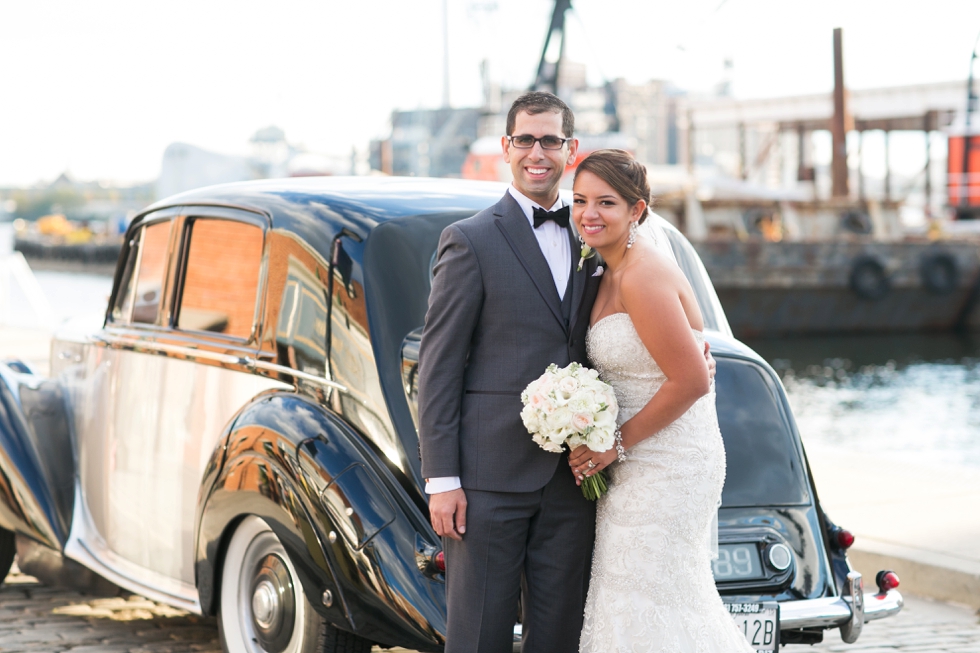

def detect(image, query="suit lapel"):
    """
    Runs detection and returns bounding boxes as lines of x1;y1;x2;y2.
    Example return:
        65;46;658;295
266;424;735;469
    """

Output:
493;193;565;332
568;222;601;338
567;223;586;333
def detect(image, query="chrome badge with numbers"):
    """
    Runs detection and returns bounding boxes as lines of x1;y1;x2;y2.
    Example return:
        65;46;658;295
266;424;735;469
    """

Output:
712;542;765;580
726;601;779;652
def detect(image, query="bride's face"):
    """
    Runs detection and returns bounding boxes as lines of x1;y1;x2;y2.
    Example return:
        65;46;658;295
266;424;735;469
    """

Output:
572;170;645;251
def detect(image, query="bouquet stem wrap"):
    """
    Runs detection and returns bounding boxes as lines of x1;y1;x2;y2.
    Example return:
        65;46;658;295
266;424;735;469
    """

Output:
520;362;620;500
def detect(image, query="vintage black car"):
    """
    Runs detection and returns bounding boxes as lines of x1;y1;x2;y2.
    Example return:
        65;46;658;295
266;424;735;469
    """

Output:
0;177;900;653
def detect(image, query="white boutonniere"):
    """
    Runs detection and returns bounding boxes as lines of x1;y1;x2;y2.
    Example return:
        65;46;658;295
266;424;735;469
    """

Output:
577;243;596;272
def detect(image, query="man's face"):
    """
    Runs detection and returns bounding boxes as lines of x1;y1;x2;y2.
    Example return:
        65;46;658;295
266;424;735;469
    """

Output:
501;110;578;206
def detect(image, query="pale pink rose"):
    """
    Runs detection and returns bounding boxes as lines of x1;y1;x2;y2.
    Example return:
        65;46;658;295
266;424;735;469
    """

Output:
528;392;548;411
537;376;556;395
571;413;594;431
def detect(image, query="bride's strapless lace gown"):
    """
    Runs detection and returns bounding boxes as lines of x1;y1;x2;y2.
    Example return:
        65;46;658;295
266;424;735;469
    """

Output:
580;313;753;653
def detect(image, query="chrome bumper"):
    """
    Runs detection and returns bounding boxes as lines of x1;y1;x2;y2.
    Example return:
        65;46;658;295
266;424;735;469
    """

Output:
782;570;904;643
513;575;903;647
781;590;904;631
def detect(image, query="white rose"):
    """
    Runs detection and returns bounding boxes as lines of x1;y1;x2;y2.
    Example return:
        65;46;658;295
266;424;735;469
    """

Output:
558;376;580;395
533;432;564;453
548;406;572;429
567;394;591;413
521;407;541;433
566;433;586;450
587;427;614;452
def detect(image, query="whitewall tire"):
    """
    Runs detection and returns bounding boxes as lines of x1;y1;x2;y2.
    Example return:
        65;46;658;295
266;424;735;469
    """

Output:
218;516;322;653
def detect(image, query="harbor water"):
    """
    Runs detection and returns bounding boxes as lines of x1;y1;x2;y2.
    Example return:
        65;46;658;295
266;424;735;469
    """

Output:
745;333;980;470
2;261;977;472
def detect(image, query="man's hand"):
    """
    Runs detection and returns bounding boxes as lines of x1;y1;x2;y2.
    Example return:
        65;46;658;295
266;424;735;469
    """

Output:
704;341;716;380
429;488;467;540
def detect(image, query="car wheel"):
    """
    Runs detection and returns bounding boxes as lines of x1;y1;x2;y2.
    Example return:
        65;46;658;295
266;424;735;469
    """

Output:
0;528;14;583
219;516;370;653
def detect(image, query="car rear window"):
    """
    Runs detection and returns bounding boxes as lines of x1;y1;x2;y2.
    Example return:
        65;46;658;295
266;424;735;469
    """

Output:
662;227;731;337
716;357;809;507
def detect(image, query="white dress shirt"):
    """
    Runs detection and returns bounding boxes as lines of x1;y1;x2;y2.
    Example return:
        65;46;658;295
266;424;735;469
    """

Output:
426;185;572;495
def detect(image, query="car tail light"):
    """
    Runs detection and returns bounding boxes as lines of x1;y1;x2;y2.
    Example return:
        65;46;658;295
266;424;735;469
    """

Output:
836;528;855;549
434;551;446;572
875;570;900;593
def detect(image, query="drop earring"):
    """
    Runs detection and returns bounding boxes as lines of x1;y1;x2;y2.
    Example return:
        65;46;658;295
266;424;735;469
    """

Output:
626;221;638;249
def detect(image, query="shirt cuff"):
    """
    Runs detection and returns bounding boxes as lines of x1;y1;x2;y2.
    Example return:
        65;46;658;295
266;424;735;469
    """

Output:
425;476;462;494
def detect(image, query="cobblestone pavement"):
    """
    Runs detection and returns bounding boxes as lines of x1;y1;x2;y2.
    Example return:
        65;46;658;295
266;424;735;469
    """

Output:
806;594;980;653
0;565;977;653
0;568;416;653
0;570;221;653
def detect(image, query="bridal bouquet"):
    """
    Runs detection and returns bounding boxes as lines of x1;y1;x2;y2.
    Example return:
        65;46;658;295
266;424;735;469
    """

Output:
520;362;619;500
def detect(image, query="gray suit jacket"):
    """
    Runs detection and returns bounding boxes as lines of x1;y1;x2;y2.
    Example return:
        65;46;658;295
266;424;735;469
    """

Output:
418;191;601;493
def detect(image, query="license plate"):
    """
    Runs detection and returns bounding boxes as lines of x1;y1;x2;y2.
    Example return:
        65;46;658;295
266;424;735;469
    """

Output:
726;602;779;652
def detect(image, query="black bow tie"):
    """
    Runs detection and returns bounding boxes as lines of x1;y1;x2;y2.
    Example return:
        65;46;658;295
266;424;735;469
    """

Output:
532;205;570;229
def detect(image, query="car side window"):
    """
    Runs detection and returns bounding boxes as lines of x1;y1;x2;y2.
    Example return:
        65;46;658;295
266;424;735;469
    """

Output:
177;218;264;340
111;220;171;325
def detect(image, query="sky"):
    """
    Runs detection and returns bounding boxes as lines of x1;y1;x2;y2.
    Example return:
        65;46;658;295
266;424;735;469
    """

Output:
2;0;980;186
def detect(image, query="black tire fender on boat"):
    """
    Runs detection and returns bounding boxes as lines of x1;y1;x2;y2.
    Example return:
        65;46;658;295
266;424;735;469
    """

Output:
0;528;15;584
920;252;959;295
841;210;873;235
849;256;890;300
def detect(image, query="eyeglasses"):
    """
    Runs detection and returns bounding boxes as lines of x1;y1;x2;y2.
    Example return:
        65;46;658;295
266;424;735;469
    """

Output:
507;134;570;150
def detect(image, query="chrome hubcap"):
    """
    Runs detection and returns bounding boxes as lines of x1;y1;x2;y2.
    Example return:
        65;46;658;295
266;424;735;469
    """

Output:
251;579;278;629
248;553;295;652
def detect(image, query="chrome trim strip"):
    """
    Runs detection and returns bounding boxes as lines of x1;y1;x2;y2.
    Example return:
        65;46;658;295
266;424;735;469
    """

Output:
779;589;903;630
93;335;348;393
249;358;348;393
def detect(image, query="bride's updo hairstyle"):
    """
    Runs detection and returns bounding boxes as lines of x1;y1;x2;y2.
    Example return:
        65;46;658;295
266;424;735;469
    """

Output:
573;149;653;224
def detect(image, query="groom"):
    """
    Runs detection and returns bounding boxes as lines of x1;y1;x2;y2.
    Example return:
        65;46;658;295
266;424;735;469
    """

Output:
418;92;600;653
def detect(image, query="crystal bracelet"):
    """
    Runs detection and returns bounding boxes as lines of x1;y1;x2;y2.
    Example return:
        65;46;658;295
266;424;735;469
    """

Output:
614;429;627;462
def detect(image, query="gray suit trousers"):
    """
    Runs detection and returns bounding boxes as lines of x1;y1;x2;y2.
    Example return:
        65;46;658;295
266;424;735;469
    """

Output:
443;455;596;653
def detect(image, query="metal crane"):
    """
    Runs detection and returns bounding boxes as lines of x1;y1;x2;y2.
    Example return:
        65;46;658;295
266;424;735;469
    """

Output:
531;0;572;94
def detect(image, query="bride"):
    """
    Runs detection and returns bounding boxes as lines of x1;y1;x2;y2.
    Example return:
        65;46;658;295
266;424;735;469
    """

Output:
567;149;753;653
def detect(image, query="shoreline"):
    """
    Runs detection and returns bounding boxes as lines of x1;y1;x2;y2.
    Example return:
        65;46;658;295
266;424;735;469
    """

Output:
19;258;115;277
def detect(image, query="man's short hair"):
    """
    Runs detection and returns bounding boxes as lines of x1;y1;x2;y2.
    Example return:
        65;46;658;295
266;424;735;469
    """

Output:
506;92;575;138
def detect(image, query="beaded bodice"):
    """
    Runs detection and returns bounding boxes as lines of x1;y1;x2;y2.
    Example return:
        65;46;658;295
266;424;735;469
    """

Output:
586;312;706;424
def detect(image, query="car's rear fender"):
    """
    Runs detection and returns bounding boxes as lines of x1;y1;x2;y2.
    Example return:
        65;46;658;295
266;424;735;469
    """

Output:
196;391;446;652
0;362;75;551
